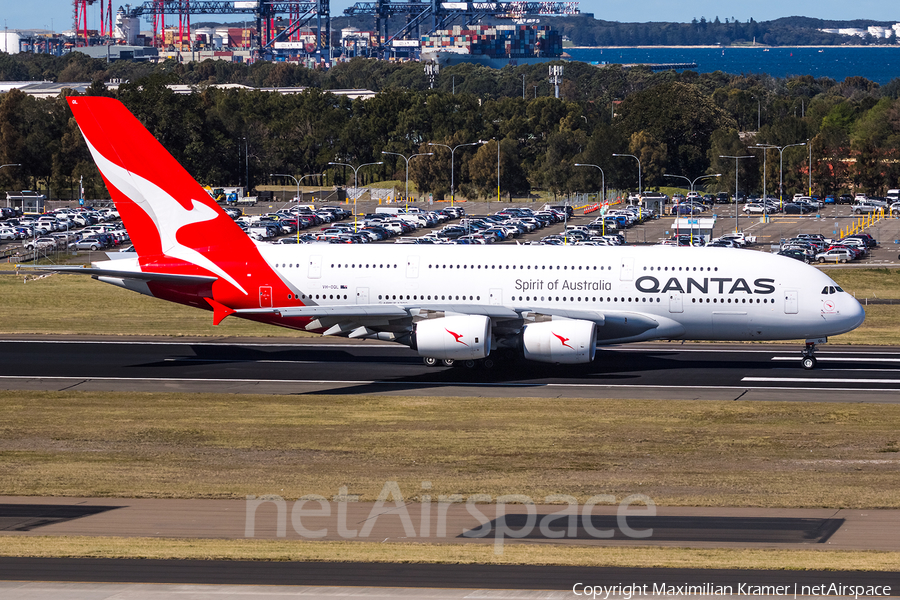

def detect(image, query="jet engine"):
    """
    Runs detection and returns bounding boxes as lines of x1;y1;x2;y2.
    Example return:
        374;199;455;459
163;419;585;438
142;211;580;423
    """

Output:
414;315;491;360
522;319;597;364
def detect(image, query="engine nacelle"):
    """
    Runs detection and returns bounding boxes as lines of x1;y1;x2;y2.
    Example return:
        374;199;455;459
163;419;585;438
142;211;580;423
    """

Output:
414;315;491;360
522;319;597;364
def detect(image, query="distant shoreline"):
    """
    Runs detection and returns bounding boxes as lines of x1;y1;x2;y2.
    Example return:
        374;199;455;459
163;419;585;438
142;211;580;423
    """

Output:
566;45;899;49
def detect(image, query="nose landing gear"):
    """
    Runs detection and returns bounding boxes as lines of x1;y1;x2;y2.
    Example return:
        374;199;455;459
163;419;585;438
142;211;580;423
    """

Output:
801;338;826;370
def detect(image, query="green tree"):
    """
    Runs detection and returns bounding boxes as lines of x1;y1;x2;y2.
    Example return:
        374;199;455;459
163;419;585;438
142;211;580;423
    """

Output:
613;81;736;180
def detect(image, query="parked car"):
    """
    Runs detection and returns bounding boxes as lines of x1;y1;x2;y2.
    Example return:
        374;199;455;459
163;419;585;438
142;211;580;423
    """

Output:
72;236;106;250
778;249;811;263
0;226;20;241
815;248;854;263
852;199;887;214
24;237;57;251
843;233;877;248
783;202;814;214
743;203;774;214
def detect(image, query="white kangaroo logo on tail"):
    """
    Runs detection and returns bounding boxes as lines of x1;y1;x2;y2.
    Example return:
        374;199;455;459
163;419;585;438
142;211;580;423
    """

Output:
83;138;248;295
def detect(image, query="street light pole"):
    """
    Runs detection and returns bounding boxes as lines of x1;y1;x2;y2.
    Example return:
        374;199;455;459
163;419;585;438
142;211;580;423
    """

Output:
243;137;249;198
663;173;721;244
808;139;812;197
327;161;383;232
381;151;433;212
574;163;605;205
663;173;721;195
749;144;772;206
427;141;485;207
718;155;754;233
612;153;641;198
271;172;300;207
271;172;324;242
752;142;805;209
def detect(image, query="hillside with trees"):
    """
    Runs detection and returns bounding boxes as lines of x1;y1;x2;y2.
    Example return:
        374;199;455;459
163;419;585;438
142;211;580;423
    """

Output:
1;52;899;202
544;15;900;47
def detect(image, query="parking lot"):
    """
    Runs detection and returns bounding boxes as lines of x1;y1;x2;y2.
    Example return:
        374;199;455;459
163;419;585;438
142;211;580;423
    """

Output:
0;206;128;262
232;196;900;264
3;197;900;267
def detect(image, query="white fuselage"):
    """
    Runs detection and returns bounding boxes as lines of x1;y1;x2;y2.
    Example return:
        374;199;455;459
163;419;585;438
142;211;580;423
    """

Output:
252;244;865;343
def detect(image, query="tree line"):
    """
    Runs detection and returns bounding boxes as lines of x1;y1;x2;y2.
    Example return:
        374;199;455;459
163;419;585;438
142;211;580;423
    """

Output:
1;53;899;202
544;16;900;47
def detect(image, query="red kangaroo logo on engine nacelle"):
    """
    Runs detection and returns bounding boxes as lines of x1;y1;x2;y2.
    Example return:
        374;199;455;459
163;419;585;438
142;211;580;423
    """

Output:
552;332;573;349
446;329;468;346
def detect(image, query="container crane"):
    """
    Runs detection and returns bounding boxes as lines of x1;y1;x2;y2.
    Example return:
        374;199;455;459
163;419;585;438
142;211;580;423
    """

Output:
342;0;578;57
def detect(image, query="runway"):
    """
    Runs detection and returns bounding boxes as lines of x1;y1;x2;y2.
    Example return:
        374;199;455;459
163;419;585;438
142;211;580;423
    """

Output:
0;559;898;596
1;338;900;401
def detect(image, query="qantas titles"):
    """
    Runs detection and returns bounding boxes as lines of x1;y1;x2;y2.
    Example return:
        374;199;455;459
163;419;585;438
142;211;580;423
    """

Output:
635;276;776;295
515;275;775;296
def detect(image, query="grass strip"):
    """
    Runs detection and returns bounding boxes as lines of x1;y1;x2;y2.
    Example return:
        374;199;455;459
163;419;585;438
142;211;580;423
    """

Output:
0;272;303;337
2;391;900;507
0;537;898;571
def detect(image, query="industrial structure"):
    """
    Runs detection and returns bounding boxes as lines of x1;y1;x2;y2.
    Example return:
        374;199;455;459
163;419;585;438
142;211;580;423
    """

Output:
5;0;578;64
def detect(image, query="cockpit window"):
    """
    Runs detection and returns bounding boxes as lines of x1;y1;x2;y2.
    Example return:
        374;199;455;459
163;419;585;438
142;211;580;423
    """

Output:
822;286;831;294
822;286;844;294
835;286;844;293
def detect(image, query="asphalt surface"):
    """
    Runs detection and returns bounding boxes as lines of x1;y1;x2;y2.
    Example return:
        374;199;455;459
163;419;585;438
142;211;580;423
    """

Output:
2;338;900;402
3;496;898;550
1;557;899;592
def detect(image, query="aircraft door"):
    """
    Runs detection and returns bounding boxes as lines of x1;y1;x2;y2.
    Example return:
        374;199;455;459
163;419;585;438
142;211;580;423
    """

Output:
308;255;322;279
490;288;502;305
668;291;683;313
356;287;369;304
406;256;420;278
620;257;634;281
784;290;798;314
259;286;272;308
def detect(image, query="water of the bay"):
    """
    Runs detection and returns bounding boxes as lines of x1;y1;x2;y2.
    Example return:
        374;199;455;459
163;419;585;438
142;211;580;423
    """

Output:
566;46;900;84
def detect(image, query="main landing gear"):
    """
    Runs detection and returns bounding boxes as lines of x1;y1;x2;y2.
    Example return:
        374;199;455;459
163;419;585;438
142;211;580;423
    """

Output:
422;357;495;369
801;338;825;370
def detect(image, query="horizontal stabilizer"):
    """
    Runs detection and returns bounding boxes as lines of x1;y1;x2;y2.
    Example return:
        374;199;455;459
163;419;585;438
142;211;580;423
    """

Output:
28;265;217;286
205;298;236;326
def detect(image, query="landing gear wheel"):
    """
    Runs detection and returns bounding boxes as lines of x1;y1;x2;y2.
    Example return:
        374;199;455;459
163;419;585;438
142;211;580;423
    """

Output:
441;358;456;367
801;340;820;370
464;360;477;369
423;357;438;367
482;358;494;369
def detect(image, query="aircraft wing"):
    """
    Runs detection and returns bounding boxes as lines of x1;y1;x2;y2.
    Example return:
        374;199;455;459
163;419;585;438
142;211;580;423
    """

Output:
236;303;678;343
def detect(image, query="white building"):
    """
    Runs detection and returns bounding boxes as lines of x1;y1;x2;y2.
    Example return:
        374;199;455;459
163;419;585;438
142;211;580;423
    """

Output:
820;23;900;40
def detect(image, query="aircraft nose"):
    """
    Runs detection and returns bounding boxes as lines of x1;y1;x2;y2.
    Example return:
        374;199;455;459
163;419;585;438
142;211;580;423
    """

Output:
843;296;866;331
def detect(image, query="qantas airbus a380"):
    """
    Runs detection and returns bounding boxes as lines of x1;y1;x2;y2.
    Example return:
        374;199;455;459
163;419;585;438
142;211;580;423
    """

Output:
52;97;865;370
